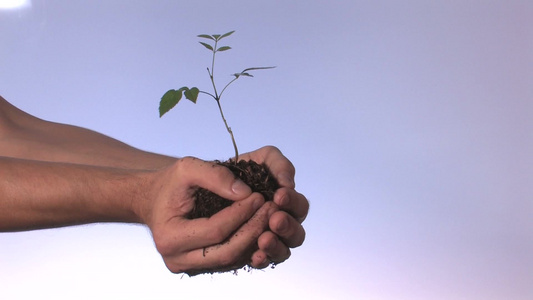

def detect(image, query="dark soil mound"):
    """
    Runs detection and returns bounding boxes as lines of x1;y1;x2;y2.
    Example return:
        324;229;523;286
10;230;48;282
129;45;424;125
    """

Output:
188;159;280;219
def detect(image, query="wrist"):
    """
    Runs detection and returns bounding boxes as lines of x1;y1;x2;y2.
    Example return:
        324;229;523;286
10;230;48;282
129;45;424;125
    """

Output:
0;158;158;231
114;169;158;225
131;158;188;227
61;166;154;226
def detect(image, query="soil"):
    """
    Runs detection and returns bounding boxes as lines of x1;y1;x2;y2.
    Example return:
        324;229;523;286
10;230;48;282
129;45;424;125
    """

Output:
188;159;280;219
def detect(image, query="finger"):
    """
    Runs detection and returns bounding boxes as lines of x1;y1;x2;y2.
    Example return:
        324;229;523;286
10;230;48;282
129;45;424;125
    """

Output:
269;211;306;248
261;146;296;189
250;249;270;269
273;187;309;223
256;231;291;265
175;202;278;275
173;193;265;252
176;156;252;201
240;146;296;189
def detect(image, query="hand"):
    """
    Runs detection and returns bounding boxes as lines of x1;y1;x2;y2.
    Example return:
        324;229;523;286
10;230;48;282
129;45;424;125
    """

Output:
140;157;275;275
237;146;309;268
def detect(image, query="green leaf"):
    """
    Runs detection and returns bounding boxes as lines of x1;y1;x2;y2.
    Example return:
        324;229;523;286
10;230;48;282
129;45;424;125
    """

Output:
220;30;235;39
159;89;183;117
159;87;199;117
199;42;214;51
197;34;214;40
241;66;276;72
216;46;231;52
212;34;221;40
184;87;200;103
233;72;253;78
232;66;275;79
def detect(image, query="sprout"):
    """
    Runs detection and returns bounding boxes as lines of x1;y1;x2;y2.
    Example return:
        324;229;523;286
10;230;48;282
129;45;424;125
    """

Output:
159;31;274;161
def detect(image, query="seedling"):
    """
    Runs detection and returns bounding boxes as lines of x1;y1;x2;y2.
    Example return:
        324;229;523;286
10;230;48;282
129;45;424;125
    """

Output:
159;30;274;162
157;33;281;271
158;31;279;223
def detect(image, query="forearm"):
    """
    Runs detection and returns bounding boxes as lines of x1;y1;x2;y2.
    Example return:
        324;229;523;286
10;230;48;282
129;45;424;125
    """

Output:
0;156;150;231
0;96;176;169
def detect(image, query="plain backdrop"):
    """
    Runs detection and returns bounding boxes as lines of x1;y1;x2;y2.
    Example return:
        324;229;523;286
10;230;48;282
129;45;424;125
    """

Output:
1;1;532;299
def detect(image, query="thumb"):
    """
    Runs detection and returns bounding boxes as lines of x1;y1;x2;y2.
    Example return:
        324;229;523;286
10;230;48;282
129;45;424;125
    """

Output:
177;157;252;200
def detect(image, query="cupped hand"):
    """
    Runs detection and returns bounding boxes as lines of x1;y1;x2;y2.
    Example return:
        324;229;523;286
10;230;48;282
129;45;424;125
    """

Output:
141;156;274;275
237;146;309;268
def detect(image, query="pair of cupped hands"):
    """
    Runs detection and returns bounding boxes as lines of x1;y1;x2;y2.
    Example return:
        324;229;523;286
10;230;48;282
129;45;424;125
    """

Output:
144;146;309;276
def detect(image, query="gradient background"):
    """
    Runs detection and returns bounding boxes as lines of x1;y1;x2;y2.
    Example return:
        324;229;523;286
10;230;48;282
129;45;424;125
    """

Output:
1;1;532;299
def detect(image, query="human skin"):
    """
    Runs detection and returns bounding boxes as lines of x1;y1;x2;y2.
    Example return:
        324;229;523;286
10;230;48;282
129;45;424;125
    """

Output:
0;95;308;274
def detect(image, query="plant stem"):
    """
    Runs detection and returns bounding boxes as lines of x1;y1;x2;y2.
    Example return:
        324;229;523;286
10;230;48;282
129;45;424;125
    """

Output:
209;40;219;99
215;99;239;161
219;77;239;99
207;39;239;161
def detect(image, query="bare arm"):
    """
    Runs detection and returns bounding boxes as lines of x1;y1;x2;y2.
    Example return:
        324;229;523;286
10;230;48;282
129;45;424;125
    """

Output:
0;95;308;271
0;95;175;169
0;154;275;274
0;156;145;231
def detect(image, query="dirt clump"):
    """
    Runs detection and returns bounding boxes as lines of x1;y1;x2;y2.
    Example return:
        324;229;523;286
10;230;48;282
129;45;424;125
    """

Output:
188;159;279;219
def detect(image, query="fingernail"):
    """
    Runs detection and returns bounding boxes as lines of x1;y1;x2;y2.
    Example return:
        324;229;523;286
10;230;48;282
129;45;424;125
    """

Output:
232;179;251;195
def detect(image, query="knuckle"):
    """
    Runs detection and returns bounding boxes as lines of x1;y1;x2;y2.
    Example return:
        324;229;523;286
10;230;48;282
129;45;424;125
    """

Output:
166;262;187;274
263;145;280;153
177;156;199;169
152;226;185;258
153;233;174;257
286;159;296;175
217;251;241;268
205;226;227;244
211;167;231;183
154;246;192;275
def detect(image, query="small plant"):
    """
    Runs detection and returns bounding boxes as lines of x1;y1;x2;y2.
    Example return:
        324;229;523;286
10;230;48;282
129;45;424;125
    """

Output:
157;31;281;274
158;31;280;221
159;30;274;162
